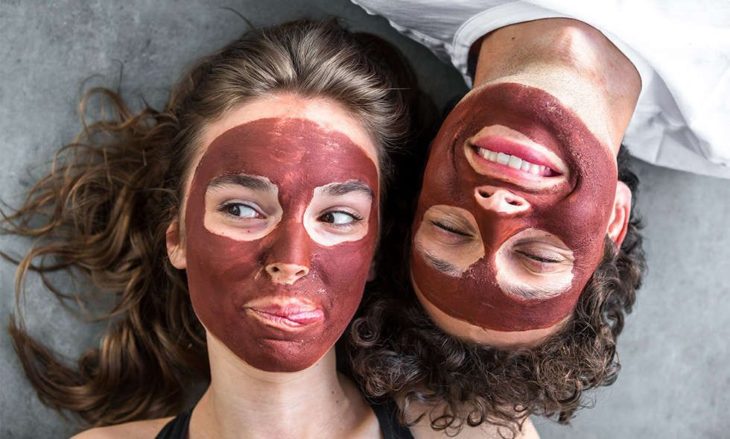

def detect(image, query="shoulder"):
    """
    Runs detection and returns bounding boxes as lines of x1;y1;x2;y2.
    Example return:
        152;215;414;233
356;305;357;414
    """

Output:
72;417;174;439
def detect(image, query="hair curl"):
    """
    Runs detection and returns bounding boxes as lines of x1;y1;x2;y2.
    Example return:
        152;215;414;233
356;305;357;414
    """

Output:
349;147;646;437
2;19;414;427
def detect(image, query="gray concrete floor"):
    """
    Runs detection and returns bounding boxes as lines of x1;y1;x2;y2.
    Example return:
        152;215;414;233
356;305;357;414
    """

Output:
0;1;728;438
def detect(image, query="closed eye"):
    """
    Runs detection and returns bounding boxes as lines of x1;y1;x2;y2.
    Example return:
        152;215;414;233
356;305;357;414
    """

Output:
431;220;472;237
514;250;562;264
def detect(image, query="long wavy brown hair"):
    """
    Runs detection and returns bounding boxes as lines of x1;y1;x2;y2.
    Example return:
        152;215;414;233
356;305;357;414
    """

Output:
2;19;416;427
349;147;646;437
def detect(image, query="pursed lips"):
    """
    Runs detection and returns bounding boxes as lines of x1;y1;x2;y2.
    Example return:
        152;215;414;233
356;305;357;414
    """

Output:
243;297;325;329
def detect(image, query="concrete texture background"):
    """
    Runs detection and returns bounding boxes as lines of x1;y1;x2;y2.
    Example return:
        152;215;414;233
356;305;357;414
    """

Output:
0;1;727;438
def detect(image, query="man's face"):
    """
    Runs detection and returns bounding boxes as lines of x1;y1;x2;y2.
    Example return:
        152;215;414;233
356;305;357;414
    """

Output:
410;19;641;346
411;82;620;344
170;95;380;372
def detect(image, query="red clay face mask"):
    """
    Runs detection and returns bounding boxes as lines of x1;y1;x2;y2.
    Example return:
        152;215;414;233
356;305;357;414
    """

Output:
411;83;617;332
185;118;378;372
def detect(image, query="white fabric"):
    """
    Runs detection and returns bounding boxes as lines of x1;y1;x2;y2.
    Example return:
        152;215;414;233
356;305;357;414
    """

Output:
352;0;730;178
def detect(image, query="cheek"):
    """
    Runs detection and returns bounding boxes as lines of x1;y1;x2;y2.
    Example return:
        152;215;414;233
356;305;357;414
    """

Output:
185;231;263;313
318;236;376;291
313;224;378;324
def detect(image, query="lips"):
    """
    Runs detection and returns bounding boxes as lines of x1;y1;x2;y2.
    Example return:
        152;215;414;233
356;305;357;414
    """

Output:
474;145;554;176
243;297;325;330
462;124;570;192
471;138;560;176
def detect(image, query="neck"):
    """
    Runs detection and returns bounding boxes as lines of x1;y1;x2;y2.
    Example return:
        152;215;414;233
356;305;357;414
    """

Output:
190;333;377;439
472;18;641;154
404;401;536;439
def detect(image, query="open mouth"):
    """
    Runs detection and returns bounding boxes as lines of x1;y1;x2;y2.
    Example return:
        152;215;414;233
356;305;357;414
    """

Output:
463;125;568;191
472;145;559;177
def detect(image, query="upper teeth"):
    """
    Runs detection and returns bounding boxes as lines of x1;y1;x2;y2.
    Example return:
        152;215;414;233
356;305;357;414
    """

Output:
477;148;551;176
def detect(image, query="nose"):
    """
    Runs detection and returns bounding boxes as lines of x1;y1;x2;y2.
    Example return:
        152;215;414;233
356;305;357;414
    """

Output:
265;262;309;285
474;185;531;216
264;219;312;285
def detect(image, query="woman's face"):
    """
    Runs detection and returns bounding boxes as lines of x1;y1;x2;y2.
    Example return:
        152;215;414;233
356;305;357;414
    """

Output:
167;94;380;372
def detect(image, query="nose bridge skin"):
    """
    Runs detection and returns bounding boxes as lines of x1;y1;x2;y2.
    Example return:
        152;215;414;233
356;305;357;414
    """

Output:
474;185;531;216
264;216;312;285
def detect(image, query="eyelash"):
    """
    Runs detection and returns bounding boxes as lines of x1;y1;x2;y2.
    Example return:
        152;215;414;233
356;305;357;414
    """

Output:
431;220;472;237
514;249;561;264
319;210;363;228
218;202;263;219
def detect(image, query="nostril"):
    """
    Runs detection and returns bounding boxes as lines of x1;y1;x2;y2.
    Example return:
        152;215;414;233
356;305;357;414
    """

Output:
295;269;307;277
475;185;530;214
271;266;280;273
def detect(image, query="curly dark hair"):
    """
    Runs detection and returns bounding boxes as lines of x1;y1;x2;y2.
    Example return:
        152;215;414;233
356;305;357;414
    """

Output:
348;146;646;437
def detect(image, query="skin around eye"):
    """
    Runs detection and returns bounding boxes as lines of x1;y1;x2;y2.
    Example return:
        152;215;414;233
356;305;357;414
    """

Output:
209;200;271;237
319;210;363;228
203;183;283;241
431;220;471;236
511;240;574;274
220;201;264;219
303;183;373;247
495;229;574;299
414;205;485;276
515;250;561;263
514;251;568;275
430;220;474;246
213;200;269;228
425;204;479;247
315;208;366;236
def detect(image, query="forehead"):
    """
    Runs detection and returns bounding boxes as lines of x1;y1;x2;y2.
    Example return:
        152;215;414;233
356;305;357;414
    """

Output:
179;93;380;202
198;93;379;169
196;117;379;191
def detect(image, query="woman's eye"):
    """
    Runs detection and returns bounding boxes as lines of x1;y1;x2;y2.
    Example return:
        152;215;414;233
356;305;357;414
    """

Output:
319;210;361;226
221;202;262;219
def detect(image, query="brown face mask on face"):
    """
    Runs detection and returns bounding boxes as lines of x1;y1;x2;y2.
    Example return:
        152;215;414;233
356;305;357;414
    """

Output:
411;83;617;332
185;118;379;372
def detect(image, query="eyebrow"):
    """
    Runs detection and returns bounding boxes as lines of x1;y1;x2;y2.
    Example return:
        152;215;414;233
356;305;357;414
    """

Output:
207;174;275;191
424;252;460;276
507;285;564;300
322;181;373;198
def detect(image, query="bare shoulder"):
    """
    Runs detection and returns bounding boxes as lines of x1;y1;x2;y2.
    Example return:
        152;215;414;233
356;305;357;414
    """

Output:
72;417;173;439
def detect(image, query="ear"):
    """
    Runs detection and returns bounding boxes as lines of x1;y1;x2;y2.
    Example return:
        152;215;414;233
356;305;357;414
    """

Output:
607;181;632;247
166;219;187;270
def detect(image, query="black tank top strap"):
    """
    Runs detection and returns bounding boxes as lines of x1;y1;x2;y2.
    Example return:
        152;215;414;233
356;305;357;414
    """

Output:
155;409;192;439
371;398;414;439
